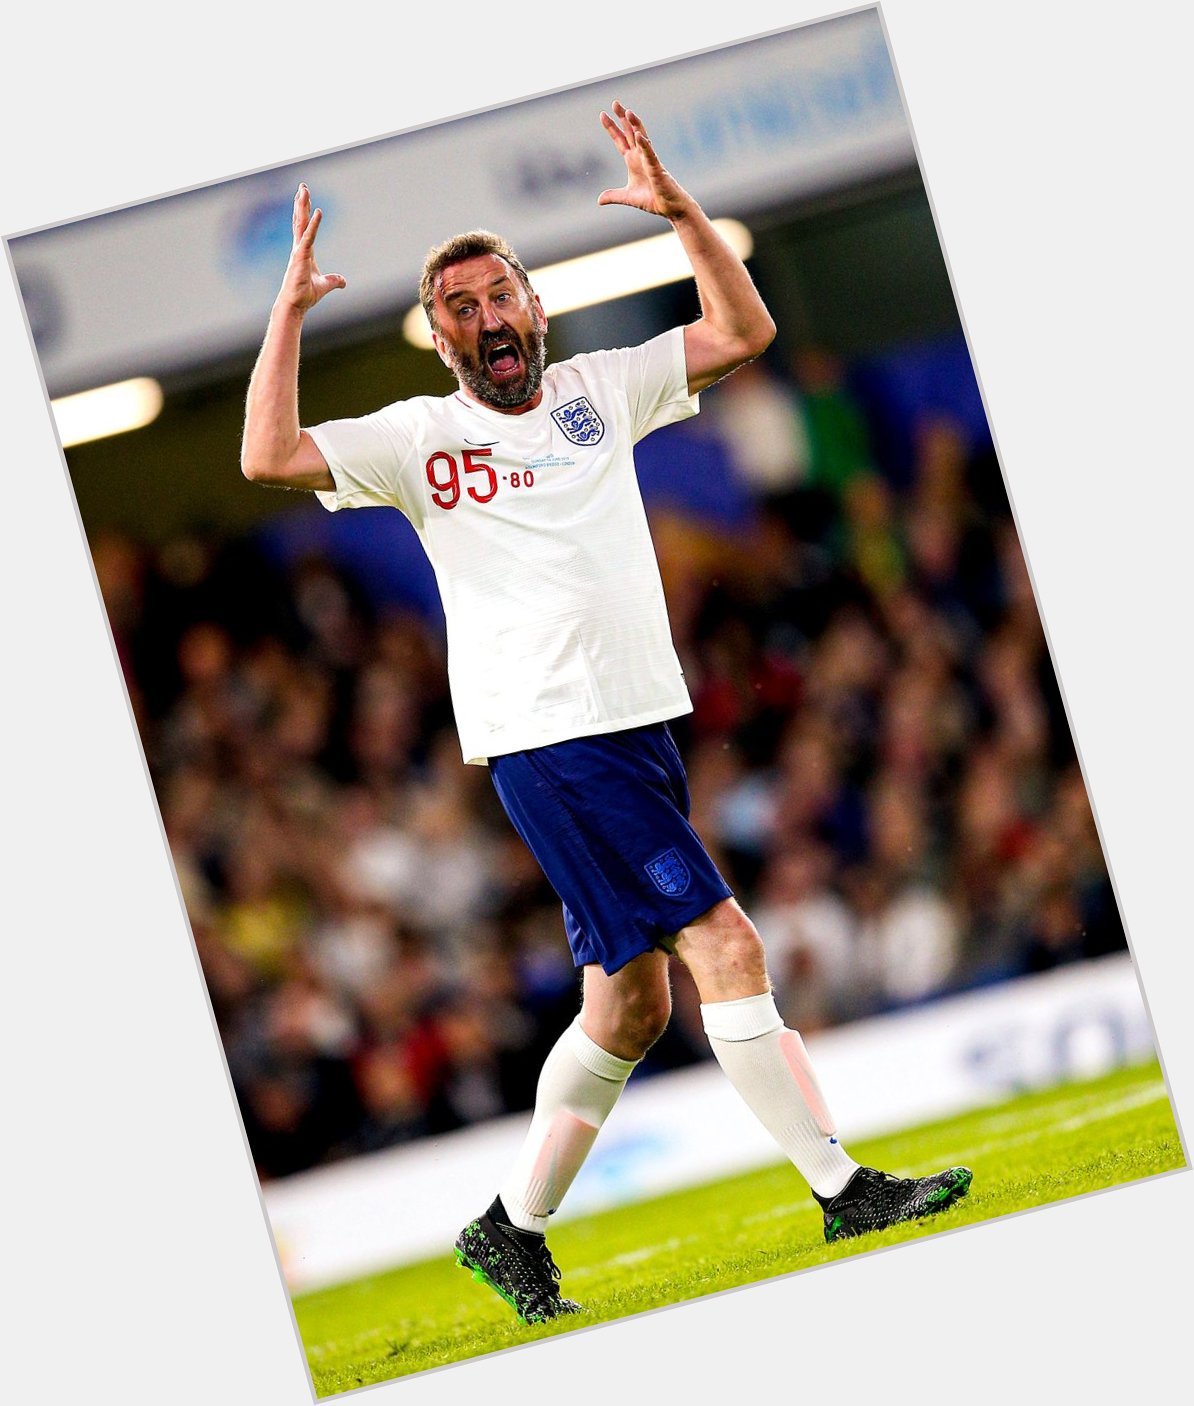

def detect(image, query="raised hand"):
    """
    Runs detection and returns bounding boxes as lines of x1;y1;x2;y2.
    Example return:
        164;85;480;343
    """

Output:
597;101;691;221
278;184;347;313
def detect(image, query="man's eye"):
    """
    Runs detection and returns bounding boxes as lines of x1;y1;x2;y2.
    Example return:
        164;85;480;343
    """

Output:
496;292;511;303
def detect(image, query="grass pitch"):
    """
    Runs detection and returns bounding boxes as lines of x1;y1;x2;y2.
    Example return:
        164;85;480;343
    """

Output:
294;1059;1186;1396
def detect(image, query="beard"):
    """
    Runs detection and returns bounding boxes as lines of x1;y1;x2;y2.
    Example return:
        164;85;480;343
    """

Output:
445;322;548;409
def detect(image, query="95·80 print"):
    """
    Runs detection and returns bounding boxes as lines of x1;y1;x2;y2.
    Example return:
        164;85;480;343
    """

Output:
424;447;539;510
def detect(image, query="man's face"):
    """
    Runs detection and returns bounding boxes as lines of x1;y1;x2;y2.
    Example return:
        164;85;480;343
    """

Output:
431;254;548;411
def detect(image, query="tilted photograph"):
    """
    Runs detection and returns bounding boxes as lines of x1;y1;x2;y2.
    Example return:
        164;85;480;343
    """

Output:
7;7;1186;1396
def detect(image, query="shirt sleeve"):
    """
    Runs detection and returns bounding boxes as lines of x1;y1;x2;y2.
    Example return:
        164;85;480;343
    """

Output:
623;327;700;442
306;404;414;515
576;327;699;444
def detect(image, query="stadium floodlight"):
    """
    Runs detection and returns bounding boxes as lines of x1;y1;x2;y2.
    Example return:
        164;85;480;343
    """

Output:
52;376;164;449
402;220;755;350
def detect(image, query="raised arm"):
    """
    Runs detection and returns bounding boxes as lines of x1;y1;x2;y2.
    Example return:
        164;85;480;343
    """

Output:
598;101;776;395
601;102;776;396
240;184;346;490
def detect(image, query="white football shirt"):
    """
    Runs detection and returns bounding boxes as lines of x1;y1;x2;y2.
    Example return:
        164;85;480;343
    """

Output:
308;327;698;765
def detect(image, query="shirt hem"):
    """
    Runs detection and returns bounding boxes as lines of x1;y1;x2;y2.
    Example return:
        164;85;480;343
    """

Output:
465;700;693;767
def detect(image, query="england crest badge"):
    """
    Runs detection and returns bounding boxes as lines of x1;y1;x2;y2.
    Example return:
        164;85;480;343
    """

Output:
551;395;605;446
644;847;691;897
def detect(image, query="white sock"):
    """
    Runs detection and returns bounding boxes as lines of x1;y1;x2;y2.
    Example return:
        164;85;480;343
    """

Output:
499;1016;639;1233
701;992;859;1199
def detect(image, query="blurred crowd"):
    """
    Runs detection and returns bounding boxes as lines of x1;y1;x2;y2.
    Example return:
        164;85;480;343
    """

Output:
90;339;1124;1181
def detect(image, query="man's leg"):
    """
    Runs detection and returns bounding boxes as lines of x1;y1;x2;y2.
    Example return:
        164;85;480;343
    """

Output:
674;897;971;1239
498;950;671;1231
673;898;861;1197
456;950;671;1321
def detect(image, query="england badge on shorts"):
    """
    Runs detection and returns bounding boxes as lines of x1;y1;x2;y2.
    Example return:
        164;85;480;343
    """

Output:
645;847;691;897
552;396;605;446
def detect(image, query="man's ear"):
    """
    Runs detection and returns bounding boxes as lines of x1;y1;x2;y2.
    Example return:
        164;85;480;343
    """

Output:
431;331;453;370
534;294;548;336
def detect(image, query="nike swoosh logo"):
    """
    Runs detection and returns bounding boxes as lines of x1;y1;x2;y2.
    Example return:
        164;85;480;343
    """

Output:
464;438;499;447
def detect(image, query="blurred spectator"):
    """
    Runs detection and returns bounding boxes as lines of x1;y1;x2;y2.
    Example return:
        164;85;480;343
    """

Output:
791;345;873;501
838;471;906;602
855;876;960;1010
704;358;812;497
753;845;862;1030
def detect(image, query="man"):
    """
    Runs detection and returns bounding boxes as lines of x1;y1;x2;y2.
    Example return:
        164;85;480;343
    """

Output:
241;101;972;1325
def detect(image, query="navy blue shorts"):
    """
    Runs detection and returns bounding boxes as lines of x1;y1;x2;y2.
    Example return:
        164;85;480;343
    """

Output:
489;723;734;976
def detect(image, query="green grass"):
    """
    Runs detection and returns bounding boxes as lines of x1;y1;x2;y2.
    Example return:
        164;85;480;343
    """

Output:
293;1060;1187;1396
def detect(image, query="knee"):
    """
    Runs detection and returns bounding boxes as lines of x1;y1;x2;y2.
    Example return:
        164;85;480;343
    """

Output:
705;901;766;967
584;983;671;1060
616;982;672;1056
676;900;770;999
720;923;768;990
624;984;672;1052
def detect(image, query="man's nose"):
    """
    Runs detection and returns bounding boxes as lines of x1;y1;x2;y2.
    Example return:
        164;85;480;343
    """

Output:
480;301;504;331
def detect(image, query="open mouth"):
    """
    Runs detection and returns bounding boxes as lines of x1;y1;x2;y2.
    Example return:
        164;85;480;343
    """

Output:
484;339;523;380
